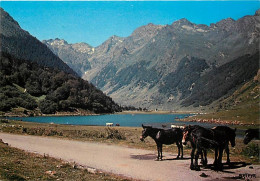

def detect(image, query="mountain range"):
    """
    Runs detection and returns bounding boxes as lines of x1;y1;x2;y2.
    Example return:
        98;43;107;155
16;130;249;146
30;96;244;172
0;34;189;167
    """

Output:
43;9;260;110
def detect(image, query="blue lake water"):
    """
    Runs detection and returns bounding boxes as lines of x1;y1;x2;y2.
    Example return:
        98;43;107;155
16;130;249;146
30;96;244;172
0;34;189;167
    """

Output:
8;114;219;128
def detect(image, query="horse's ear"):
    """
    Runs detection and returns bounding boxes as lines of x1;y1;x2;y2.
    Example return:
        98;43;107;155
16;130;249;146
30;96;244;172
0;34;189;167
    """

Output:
142;124;144;128
234;128;237;132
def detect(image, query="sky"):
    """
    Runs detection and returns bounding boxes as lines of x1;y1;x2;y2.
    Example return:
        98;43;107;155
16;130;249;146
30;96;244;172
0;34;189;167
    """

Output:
0;1;259;47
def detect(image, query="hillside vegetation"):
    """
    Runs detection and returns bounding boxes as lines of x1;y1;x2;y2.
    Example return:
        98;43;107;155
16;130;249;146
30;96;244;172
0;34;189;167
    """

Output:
0;52;121;115
192;70;260;124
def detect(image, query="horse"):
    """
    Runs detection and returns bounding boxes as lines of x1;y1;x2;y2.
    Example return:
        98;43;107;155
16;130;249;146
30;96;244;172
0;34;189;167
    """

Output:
244;128;260;144
182;125;236;171
212;126;236;164
182;125;210;169
140;124;183;161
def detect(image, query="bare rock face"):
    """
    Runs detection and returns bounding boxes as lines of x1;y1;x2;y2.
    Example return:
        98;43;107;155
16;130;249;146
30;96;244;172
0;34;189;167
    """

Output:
44;9;260;110
43;39;93;76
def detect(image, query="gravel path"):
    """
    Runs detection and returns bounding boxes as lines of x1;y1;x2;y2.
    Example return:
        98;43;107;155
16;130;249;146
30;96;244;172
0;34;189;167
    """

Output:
0;133;259;181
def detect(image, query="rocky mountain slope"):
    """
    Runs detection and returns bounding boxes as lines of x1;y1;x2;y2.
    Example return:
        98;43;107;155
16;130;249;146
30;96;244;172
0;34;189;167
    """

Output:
43;39;93;76
0;8;77;76
44;10;260;110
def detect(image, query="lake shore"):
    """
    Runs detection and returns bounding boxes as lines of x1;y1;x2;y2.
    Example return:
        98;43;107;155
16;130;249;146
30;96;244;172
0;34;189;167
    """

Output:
180;117;259;127
118;110;195;115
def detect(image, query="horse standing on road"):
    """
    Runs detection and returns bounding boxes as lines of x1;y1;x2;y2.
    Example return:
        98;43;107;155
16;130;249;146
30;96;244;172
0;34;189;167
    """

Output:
182;125;236;171
212;126;236;165
182;125;208;166
140;124;183;161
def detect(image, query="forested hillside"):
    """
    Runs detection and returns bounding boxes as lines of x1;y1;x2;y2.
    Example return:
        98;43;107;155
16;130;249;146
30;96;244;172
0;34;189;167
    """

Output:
0;52;121;114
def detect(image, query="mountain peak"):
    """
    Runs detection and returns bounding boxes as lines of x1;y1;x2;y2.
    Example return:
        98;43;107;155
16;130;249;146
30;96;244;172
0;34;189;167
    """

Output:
172;18;193;27
131;23;164;40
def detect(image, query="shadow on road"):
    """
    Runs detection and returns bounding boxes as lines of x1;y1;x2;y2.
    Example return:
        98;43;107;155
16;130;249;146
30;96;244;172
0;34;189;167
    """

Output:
130;154;190;161
203;162;250;173
130;154;157;160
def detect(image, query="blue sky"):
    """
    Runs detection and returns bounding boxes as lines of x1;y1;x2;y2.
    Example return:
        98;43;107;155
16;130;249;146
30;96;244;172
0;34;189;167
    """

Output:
1;1;259;47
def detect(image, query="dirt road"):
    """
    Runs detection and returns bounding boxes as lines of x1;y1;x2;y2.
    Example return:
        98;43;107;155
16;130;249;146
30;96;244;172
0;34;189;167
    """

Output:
0;133;259;181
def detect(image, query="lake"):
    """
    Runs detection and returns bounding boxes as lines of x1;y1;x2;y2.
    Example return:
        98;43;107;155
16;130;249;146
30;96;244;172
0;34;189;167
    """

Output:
8;113;219;128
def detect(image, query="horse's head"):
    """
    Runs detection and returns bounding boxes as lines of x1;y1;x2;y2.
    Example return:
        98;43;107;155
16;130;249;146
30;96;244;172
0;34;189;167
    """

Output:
140;124;152;141
229;128;236;147
244;129;254;145
182;125;192;145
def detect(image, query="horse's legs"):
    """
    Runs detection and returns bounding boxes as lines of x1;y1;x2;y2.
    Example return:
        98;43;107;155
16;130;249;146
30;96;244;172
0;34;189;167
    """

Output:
180;141;183;158
225;145;230;165
156;144;160;161
176;142;180;159
217;147;224;170
190;147;195;170
160;145;163;160
194;148;202;171
200;152;204;164
203;149;208;166
213;147;218;167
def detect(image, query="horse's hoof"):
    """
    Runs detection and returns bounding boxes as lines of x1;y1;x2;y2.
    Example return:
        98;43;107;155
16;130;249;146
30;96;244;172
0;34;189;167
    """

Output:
202;160;208;166
155;158;159;161
218;165;223;171
190;165;195;170
195;167;200;171
226;161;230;165
176;156;179;159
195;166;201;171
214;164;223;171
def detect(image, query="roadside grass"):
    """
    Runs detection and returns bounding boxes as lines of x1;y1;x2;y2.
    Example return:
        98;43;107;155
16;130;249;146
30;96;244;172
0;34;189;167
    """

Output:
0;139;131;181
0;119;259;165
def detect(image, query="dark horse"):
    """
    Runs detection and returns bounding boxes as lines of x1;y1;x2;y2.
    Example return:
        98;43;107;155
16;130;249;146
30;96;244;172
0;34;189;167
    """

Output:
182;125;236;171
244;128;260;144
182;125;208;166
140;124;183;160
212;126;237;164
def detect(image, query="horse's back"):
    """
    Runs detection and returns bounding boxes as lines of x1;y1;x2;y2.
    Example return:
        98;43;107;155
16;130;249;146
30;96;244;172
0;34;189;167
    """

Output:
156;128;182;144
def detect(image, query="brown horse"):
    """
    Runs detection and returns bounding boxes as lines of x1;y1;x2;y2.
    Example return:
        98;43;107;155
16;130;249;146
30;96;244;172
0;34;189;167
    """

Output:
140;124;183;160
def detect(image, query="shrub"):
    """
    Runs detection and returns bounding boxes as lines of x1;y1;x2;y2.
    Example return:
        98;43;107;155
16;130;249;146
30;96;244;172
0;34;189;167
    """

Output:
38;100;58;114
105;128;126;140
242;143;260;159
